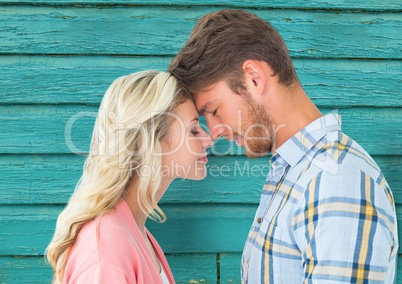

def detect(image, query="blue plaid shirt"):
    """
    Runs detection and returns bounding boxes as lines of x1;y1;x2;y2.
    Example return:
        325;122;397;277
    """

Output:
241;114;398;283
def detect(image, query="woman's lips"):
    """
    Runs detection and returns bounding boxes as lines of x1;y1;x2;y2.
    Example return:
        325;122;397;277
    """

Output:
198;156;208;163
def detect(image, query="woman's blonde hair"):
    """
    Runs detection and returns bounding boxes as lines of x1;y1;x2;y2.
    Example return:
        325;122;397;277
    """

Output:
46;70;188;283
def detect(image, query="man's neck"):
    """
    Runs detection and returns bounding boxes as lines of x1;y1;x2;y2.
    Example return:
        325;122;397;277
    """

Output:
267;85;322;151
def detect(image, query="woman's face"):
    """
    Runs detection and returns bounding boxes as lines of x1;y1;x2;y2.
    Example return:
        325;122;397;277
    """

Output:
161;99;213;180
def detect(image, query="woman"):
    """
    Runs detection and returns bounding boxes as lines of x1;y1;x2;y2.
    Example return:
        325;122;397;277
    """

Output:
46;70;212;283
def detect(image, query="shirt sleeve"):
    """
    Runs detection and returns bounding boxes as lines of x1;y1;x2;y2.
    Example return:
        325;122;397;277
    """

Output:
70;262;134;284
292;167;398;283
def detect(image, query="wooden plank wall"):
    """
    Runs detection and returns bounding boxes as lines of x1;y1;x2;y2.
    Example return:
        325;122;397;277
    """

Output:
0;1;401;283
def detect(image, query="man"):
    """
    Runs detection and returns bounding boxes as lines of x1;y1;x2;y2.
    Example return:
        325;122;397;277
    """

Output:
168;9;398;283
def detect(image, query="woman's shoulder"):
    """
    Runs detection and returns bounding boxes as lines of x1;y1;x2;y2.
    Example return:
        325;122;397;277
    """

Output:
71;201;140;255
66;203;143;279
81;201;142;253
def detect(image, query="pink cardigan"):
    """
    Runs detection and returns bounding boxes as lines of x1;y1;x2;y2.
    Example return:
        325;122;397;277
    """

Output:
63;200;175;284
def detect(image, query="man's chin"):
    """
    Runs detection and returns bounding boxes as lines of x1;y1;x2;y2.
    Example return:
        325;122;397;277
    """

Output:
243;137;274;158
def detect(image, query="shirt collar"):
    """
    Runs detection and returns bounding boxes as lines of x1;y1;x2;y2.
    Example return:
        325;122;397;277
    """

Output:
273;113;341;168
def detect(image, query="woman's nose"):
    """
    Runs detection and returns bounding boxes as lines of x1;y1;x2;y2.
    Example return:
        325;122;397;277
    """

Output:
203;133;213;149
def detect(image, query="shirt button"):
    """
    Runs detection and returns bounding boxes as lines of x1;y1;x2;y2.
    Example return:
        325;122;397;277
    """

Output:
257;217;262;224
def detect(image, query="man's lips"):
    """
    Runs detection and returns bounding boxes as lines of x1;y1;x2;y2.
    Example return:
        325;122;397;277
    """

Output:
235;135;244;146
223;134;244;145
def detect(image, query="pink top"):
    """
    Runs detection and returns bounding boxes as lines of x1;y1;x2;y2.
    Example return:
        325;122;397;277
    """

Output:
63;200;175;284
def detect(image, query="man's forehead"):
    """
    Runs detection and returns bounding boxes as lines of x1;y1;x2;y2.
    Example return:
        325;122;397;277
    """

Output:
194;97;212;115
193;81;225;114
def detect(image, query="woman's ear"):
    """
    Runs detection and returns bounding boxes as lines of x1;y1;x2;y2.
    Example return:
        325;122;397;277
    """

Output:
242;60;267;97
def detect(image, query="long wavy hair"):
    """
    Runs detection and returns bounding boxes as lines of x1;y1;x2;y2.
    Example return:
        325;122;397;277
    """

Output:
46;70;188;283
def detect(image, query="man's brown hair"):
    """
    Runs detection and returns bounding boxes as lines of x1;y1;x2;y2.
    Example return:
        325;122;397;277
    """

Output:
168;9;298;95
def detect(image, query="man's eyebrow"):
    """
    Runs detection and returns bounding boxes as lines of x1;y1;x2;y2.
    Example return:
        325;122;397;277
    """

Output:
198;101;211;116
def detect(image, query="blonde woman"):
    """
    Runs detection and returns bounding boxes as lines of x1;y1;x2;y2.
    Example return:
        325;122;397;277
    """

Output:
46;70;212;284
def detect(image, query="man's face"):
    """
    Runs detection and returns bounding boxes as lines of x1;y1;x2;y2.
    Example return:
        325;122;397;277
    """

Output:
194;81;275;158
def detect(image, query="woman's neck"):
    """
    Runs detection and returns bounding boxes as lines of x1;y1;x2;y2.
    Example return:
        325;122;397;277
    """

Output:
124;177;173;234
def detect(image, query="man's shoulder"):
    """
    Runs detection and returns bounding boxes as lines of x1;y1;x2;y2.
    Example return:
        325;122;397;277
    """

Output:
312;132;382;178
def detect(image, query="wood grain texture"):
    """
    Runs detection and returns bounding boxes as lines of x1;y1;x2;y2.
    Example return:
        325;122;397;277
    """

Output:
1;204;402;256
0;204;255;255
0;106;400;155
0;154;400;205
3;253;402;283
0;254;217;283
1;56;401;107
1;0;401;10
0;256;51;284
1;6;401;58
220;253;242;284
166;254;217;284
1;1;401;283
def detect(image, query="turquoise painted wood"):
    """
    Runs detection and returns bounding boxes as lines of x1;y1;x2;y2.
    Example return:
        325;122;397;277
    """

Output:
4;253;402;284
3;204;402;256
1;57;401;106
0;254;217;283
0;204;253;255
0;1;401;283
2;203;402;283
1;106;401;155
0;7;401;58
0;154;400;205
2;0;402;10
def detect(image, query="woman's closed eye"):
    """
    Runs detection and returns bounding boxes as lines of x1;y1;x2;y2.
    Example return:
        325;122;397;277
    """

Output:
190;125;201;136
191;129;200;135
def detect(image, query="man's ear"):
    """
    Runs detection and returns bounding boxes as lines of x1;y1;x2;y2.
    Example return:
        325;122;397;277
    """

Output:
242;60;267;97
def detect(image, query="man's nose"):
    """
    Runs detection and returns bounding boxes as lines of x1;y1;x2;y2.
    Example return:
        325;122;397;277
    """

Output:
207;121;227;140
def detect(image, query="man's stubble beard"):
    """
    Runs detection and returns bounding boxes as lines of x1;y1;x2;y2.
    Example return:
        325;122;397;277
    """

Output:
241;93;276;158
